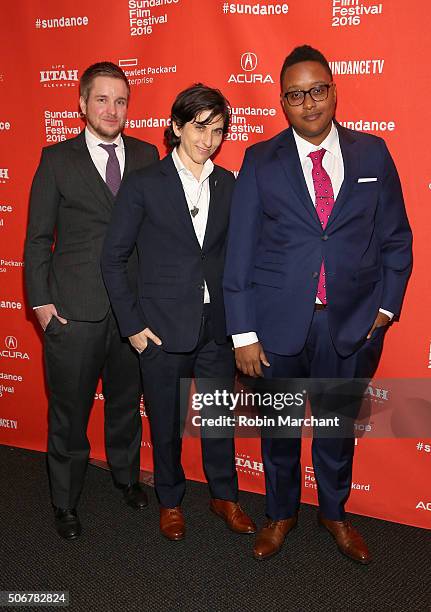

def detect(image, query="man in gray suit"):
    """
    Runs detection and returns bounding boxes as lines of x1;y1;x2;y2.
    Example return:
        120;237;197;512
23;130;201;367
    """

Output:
24;62;159;539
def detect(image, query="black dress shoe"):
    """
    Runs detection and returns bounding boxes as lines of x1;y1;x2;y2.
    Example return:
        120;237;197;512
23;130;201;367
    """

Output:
121;483;148;509
54;508;81;540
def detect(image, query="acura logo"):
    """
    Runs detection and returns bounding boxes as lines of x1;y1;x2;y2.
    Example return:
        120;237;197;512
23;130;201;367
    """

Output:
5;336;17;349
241;52;258;72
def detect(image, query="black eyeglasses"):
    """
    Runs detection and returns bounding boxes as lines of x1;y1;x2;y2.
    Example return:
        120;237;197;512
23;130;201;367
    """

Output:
283;83;333;107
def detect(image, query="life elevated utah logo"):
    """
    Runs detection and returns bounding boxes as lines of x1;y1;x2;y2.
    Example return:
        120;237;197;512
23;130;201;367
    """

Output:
228;52;274;84
0;336;29;361
40;65;79;88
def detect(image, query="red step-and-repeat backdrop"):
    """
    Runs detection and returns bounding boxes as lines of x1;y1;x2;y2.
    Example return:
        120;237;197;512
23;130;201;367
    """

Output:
0;1;430;529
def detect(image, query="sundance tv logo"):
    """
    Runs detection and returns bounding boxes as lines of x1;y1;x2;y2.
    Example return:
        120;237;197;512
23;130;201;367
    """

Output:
40;65;79;88
0;336;29;361
228;52;274;84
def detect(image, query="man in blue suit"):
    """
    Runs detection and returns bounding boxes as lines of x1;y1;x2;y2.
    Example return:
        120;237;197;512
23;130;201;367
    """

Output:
223;45;412;562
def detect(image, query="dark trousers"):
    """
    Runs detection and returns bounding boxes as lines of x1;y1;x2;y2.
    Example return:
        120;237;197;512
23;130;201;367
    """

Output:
44;311;142;509
262;308;386;521
139;308;238;508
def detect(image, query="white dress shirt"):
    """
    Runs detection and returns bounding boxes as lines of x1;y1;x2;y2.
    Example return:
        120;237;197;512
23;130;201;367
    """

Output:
84;126;125;179
171;147;213;303
232;122;392;348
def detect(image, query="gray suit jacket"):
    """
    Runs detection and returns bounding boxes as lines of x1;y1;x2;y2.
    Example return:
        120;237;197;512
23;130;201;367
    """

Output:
24;131;159;321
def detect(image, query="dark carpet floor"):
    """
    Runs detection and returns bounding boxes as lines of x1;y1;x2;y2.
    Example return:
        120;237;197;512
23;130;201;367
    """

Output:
0;444;430;612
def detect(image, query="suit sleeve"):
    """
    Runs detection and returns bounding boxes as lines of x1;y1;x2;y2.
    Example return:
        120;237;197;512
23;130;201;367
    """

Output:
24;148;59;307
101;172;148;337
223;147;263;335
375;140;413;317
151;143;160;162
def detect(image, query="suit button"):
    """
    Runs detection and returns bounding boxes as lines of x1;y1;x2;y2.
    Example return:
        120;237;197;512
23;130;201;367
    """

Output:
321;234;329;241
312;272;319;278
201;254;205;260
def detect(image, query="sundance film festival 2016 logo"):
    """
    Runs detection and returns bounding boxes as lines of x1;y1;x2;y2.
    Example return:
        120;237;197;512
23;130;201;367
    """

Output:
0;203;13;230
40;65;79;88
332;0;383;28
0;336;29;361
128;0;180;37
228;52;274;84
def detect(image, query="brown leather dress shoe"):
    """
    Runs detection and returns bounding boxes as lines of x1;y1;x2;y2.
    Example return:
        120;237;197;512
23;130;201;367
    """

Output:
160;506;185;541
253;516;298;560
318;514;371;564
210;499;256;534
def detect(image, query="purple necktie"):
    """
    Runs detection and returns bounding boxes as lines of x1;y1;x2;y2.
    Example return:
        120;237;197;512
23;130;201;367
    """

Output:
98;143;121;197
308;149;335;304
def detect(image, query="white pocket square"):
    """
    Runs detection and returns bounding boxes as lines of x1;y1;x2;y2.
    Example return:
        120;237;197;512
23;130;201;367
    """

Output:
357;177;378;183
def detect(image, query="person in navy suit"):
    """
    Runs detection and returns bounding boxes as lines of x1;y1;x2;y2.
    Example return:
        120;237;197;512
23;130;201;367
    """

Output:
223;46;412;562
101;84;255;541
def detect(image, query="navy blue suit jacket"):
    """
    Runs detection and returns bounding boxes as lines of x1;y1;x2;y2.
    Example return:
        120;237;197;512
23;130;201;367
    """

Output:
223;125;412;357
101;154;235;352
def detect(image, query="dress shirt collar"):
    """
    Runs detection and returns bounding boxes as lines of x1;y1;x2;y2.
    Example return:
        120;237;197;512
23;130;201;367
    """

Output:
171;146;214;184
292;122;340;162
84;126;124;150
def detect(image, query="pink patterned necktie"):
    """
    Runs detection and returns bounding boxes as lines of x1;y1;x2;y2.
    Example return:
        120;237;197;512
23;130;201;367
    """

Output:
308;148;334;304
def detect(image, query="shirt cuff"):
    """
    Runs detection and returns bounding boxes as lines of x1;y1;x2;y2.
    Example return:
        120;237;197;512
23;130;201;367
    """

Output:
379;308;394;320
33;305;48;309
232;332;259;348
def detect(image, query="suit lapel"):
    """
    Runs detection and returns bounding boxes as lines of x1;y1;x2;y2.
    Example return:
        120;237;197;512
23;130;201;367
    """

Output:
326;124;359;229
123;135;143;178
159;155;201;249
71;131;114;211
276;129;322;229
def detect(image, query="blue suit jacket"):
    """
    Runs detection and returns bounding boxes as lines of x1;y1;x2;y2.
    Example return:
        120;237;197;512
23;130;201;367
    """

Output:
223;124;412;357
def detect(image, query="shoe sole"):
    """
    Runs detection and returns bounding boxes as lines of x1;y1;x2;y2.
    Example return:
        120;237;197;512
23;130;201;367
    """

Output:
210;506;257;535
56;529;81;540
318;520;371;564
160;531;185;541
125;500;149;510
253;546;283;561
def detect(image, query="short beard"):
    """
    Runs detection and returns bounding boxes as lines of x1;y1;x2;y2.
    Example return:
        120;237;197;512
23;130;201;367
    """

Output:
86;118;124;141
